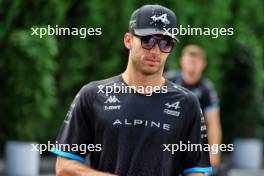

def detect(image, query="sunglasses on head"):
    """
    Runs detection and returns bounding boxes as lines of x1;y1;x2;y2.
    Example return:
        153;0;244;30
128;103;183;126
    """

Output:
133;34;175;53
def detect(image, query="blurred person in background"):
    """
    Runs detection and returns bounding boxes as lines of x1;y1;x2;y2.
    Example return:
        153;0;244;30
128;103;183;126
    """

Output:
165;44;222;174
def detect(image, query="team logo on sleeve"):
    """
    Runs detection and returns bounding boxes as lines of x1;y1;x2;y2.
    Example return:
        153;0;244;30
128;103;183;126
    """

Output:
64;93;80;124
200;108;207;139
163;101;181;117
64;103;75;124
104;95;121;110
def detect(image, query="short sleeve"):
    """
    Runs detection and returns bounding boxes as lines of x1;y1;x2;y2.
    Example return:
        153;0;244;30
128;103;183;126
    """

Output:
181;94;212;175
204;79;219;112
51;84;95;163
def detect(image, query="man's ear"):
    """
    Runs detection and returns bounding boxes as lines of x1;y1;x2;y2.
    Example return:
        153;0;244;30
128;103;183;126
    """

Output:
179;55;184;68
201;58;207;70
124;33;132;49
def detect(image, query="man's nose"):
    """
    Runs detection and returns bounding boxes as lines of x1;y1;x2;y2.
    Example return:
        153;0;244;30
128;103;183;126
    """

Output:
150;43;160;54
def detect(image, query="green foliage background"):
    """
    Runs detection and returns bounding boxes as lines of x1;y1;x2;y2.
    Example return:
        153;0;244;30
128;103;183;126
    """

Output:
0;0;263;153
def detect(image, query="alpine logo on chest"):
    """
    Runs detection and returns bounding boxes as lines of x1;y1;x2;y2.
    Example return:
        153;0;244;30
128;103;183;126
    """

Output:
164;101;181;117
112;118;170;131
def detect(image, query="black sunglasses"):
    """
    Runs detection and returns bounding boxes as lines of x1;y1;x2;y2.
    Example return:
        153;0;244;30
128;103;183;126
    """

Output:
133;34;175;53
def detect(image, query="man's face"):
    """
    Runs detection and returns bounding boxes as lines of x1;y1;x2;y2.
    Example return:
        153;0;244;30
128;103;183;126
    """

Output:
180;52;206;76
125;33;171;75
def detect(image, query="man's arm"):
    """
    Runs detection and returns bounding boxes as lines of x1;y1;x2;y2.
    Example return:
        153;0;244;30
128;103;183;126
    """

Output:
181;94;212;176
204;108;222;168
187;173;204;176
56;156;117;176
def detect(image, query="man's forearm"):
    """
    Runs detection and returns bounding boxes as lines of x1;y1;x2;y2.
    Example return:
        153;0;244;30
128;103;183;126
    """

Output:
205;109;222;146
208;124;222;166
187;173;204;176
56;156;117;176
205;109;222;168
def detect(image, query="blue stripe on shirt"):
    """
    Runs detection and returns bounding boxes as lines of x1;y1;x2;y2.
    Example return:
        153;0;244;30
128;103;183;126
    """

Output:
204;102;219;112
50;148;86;163
183;167;213;175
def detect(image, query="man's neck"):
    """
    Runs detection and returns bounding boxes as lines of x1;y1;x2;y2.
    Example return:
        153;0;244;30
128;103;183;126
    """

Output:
182;72;201;85
122;69;165;88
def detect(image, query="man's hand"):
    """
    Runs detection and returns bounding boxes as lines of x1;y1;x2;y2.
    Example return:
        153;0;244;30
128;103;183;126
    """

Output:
56;156;117;176
187;173;204;176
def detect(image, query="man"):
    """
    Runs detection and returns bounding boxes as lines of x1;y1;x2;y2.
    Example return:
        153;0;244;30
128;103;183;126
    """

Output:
51;5;212;176
165;44;222;170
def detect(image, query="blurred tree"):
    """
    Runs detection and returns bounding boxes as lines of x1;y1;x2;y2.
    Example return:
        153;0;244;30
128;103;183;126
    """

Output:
221;44;255;141
0;0;68;153
220;0;264;143
0;0;263;155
